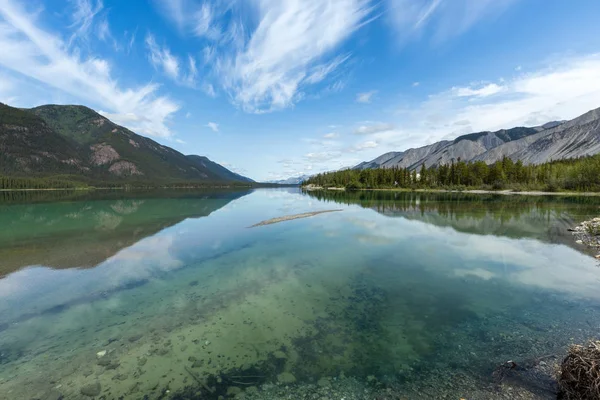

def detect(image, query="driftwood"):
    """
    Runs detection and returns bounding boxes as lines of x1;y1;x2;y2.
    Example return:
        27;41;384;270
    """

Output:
558;341;600;400
248;210;342;228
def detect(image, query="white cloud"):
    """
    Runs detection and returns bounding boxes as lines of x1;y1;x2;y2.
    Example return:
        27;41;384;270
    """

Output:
185;111;191;118
412;81;420;87
68;0;104;45
146;34;179;80
210;0;374;113
353;122;395;135
0;0;180;138
203;83;216;97
389;53;600;150
515;65;522;71
356;90;377;103
453;82;506;98
386;0;519;42
206;122;219;132
304;151;343;163
145;33;198;88
324;132;339;139
349;140;378;152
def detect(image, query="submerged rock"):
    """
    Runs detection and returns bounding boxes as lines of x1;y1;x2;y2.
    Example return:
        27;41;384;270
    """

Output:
227;386;242;396
317;377;331;388
80;382;101;397
277;372;296;384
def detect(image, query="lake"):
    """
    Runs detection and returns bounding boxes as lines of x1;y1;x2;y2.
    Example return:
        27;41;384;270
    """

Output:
1;189;600;399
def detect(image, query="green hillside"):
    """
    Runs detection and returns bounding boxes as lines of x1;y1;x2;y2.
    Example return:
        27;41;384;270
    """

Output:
0;102;254;187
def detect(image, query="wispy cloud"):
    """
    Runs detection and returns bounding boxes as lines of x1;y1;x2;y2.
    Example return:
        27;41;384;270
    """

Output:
452;82;505;98
206;122;219;132
145;33;198;87
353;122;395;135
386;0;520;43
154;0;375;113
356;90;377;103
324;132;339;139
412;81;420;87
0;0;180;138
146;34;179;80
68;0;104;45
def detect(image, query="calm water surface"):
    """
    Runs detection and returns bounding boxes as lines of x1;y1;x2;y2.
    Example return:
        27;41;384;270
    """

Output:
1;189;600;399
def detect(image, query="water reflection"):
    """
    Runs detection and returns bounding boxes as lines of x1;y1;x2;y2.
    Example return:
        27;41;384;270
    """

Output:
0;189;251;275
307;190;600;249
1;189;600;400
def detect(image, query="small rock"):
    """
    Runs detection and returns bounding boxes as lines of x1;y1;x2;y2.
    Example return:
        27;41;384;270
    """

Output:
317;377;331;388
192;359;204;368
273;350;287;359
245;386;258;395
112;373;129;381
204;340;211;346
277;372;296;384
128;334;143;343
576;240;583;244
82;367;94;377
96;350;107;358
227;387;242;396
42;388;64;400
137;356;147;367
80;382;101;397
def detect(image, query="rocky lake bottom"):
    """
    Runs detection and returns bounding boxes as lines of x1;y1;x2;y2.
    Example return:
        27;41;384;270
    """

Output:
1;189;600;399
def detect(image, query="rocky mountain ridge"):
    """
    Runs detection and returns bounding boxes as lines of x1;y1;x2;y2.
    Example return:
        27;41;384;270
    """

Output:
354;107;600;170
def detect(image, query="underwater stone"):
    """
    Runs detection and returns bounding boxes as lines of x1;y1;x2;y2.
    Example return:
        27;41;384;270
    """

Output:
80;382;101;397
245;386;258;395
128;334;143;343
42;388;63;400
317;377;331;388
277;372;296;384
273;351;287;359
227;386;242;396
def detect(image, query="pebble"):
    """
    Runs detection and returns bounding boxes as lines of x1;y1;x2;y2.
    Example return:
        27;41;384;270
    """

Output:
80;382;101;397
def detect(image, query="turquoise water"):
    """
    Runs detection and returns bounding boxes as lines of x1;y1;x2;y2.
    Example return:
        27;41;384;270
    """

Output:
1;189;600;399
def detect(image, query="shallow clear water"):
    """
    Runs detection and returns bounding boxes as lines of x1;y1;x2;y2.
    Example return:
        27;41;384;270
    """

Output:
1;189;600;399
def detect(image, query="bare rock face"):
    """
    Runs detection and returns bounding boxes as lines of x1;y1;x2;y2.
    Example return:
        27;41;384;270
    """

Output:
90;144;120;166
108;161;143;176
355;106;600;170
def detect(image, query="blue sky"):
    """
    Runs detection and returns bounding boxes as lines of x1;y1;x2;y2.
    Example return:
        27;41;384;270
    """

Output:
1;0;600;181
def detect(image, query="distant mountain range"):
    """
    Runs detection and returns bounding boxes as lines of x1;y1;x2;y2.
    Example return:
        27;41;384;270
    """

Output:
354;107;600;170
0;103;254;184
266;174;311;185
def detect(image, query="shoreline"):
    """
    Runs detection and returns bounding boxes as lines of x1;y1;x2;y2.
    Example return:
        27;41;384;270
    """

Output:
303;186;600;196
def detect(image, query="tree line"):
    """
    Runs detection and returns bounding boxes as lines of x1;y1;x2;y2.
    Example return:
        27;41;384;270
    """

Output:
303;154;600;192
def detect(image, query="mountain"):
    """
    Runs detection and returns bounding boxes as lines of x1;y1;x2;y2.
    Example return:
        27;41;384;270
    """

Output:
0;103;253;184
186;155;254;183
267;174;311;185
354;107;600;170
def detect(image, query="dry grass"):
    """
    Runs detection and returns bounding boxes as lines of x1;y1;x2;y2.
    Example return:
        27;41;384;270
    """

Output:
558;341;600;399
